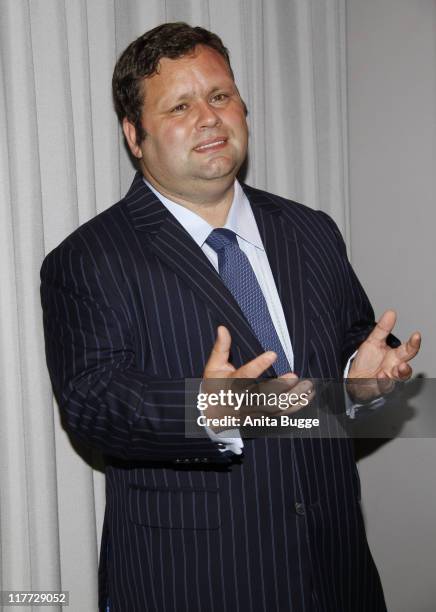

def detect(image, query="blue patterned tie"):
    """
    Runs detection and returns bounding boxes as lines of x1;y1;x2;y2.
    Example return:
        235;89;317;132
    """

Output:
206;228;290;376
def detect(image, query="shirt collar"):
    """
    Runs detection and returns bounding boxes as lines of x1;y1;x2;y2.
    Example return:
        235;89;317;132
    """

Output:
143;178;264;251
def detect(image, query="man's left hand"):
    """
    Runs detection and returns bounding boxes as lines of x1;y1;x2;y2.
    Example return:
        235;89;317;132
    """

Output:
347;309;421;403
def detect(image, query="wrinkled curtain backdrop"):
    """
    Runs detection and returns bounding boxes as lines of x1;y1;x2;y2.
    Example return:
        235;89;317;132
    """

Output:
0;1;348;609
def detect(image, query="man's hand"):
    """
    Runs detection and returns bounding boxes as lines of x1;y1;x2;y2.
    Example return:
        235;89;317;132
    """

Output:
347;309;421;402
202;326;313;421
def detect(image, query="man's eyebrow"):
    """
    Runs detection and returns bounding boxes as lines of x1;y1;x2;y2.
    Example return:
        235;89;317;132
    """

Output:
160;90;195;107
162;83;237;106
208;85;235;95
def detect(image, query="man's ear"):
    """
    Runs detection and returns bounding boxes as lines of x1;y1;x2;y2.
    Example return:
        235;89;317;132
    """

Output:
122;118;143;158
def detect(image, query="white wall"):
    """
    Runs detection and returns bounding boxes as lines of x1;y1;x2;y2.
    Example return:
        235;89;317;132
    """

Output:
346;1;436;610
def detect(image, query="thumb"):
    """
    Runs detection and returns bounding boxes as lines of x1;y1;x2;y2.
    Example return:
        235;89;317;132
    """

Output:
204;326;232;372
367;309;397;344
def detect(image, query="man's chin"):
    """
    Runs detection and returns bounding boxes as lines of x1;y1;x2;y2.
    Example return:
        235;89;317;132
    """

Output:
196;158;242;181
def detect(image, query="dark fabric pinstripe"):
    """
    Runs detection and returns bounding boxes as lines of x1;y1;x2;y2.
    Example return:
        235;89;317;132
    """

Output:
41;173;390;612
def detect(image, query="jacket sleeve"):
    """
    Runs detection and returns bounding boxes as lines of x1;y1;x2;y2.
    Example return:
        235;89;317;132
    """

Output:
317;211;400;370
40;239;232;464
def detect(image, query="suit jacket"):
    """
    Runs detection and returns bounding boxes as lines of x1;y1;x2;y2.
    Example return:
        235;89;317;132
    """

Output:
41;172;388;612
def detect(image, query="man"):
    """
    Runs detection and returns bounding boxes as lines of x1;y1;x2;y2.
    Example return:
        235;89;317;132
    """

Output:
40;22;420;611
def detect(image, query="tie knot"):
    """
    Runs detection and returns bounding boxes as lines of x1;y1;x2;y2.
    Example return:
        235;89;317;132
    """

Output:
206;228;238;253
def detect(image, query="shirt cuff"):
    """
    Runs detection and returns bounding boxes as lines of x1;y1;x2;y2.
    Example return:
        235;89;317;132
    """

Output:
203;426;244;455
198;381;244;455
343;351;386;418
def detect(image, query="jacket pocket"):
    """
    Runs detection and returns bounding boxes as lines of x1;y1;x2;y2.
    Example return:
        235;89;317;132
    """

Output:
128;485;221;530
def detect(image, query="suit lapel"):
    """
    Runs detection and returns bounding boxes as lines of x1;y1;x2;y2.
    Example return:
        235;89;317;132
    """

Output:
124;173;274;372
244;184;310;377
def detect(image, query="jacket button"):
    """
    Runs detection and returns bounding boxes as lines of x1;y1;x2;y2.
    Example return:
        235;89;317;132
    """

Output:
294;502;305;516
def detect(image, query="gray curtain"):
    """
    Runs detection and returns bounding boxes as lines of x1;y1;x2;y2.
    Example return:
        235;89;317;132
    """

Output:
0;1;348;610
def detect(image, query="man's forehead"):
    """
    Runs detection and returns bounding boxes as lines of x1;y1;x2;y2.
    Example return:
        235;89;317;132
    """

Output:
142;46;235;100
150;46;231;81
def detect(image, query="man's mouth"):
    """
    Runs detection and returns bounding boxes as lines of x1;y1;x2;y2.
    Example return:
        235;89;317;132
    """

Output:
193;138;227;152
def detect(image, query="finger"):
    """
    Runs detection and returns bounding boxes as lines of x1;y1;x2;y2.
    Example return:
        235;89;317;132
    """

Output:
279;386;316;414
276;379;314;411
274;372;300;391
377;363;410;387
347;377;391;402
397;362;412;380
395;331;421;361
236;351;277;379
204;326;232;372
367;309;397;344
253;373;300;396
376;370;388;379
281;378;313;397
380;379;395;395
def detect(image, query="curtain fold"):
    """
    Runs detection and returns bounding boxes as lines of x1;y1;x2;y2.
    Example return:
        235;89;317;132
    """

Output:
0;1;349;609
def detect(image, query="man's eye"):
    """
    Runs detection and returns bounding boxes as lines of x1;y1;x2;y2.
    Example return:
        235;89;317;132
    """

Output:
171;104;187;112
211;93;228;103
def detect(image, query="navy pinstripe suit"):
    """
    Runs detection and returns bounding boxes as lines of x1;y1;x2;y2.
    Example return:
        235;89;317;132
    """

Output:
41;172;389;611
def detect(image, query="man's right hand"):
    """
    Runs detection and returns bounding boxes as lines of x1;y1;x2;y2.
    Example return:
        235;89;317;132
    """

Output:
202;326;313;421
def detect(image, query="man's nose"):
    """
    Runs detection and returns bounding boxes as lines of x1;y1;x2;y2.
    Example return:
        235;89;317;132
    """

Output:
195;101;221;128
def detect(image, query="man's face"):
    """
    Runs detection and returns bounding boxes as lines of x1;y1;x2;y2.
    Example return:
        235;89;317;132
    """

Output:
123;45;248;203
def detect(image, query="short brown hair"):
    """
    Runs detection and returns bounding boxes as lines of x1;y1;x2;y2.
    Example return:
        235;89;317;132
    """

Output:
112;22;234;144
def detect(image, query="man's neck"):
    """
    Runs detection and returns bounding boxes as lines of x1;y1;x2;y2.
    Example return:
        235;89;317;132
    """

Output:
183;194;233;227
143;176;235;227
